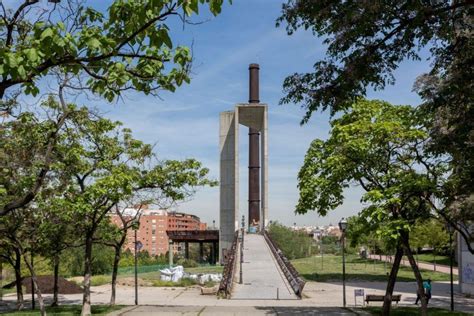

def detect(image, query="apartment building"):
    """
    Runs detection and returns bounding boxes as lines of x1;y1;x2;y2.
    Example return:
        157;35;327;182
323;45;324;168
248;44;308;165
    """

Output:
110;208;207;256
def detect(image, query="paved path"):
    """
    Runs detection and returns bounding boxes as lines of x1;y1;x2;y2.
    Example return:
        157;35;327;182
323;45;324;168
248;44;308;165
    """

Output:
110;306;358;315
231;234;297;300
1;281;473;314
368;254;459;275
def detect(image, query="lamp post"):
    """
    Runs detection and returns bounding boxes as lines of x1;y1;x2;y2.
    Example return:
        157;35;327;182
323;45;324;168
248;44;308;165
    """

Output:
31;254;35;310
319;231;324;269
132;220;140;306
446;222;455;311
339;218;348;308
240;215;245;284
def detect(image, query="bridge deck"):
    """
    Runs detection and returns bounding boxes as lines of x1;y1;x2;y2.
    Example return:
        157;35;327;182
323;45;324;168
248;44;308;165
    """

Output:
231;234;297;300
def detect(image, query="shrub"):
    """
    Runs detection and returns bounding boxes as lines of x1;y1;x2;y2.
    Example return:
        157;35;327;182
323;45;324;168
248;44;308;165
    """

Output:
91;275;111;286
176;258;198;268
267;222;315;260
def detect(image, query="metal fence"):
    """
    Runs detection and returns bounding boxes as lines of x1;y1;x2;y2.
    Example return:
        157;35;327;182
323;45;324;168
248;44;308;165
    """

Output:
218;231;239;298
263;230;306;297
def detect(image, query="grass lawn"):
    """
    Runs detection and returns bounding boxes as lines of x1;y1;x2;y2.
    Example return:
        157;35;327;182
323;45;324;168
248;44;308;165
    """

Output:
362;306;469;315
291;255;458;282
411;254;456;267
73;265;224;287
0;305;123;315
184;265;223;274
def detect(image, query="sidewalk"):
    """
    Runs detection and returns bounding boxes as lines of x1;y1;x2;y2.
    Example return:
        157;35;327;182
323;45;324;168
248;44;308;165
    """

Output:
367;254;459;275
1;281;472;314
108;306;358;315
231;234;296;300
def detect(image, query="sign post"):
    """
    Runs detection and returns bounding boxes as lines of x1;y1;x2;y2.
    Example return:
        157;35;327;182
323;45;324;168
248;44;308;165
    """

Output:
354;289;365;306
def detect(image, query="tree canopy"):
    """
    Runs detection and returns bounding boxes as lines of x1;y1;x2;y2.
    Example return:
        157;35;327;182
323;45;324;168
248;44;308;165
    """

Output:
296;98;451;315
278;1;473;225
0;0;226;101
277;0;472;120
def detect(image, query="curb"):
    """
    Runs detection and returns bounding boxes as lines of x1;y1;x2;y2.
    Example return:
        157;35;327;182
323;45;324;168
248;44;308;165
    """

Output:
346;307;372;315
107;305;139;316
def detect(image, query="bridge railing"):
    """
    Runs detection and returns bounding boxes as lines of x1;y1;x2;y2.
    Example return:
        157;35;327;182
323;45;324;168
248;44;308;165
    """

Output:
263;230;306;297
218;230;239;298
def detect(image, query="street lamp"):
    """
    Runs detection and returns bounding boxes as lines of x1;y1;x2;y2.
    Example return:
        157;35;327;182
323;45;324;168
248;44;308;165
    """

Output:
318;231;324;269
446;222;455;311
339;218;348;308
240;215;245;284
132;220;140;306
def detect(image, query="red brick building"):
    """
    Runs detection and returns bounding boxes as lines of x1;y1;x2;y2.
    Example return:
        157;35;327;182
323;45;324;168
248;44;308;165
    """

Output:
110;208;207;256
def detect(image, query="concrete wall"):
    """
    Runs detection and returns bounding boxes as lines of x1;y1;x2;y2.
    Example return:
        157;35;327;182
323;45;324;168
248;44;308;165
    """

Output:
219;105;269;262
219;111;239;261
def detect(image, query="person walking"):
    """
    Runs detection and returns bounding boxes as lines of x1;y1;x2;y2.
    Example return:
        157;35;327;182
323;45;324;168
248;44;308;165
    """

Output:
415;279;432;305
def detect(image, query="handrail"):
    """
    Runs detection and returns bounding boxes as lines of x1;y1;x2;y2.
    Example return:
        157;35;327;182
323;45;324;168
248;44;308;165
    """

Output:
263;230;306;297
218;230;239;298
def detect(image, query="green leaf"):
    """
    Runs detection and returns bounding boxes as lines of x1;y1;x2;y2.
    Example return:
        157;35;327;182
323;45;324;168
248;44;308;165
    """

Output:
87;38;101;49
25;49;39;62
40;28;54;40
159;29;172;49
6;54;18;68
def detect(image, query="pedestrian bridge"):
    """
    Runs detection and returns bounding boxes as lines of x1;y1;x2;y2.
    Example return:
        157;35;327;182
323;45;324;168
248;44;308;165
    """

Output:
219;232;305;300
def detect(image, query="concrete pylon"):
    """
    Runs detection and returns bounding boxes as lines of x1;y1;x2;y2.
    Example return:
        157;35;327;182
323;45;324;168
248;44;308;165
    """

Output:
219;104;268;262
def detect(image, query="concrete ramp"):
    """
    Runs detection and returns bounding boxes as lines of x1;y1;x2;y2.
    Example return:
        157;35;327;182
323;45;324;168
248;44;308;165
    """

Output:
231;234;297;300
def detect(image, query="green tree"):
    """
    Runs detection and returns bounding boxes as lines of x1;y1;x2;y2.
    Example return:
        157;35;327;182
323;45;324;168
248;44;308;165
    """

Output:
100;203;143;305
267;222;314;260
0;93;72;217
0;212;25;309
277;0;473;236
296;99;447;315
0;0;227;216
0;98;88;313
53;109;214;316
410;218;450;270
0;0;226;100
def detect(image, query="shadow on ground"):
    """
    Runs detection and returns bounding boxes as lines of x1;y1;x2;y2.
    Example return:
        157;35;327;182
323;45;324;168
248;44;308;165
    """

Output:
255;306;356;315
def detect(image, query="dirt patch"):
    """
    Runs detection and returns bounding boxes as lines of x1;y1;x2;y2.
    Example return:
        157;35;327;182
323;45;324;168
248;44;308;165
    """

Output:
116;277;152;287
23;276;83;294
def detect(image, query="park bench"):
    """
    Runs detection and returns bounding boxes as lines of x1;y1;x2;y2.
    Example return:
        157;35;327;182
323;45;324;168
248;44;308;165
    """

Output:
365;294;401;305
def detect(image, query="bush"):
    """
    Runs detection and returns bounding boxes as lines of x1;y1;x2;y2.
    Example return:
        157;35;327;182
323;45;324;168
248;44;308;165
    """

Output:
268;222;315;260
176;258;198;268
151;277;197;287
61;244;115;276
90;275;111;286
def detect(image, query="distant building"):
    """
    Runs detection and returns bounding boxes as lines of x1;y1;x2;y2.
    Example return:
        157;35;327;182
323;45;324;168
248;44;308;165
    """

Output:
110;208;207;256
326;225;342;238
291;224;342;240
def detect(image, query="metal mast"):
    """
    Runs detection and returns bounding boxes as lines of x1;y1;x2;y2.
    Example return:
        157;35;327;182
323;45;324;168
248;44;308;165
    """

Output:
248;64;260;228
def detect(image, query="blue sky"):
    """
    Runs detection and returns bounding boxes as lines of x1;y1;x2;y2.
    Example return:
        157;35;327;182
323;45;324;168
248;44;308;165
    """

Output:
100;0;431;227
9;0;432;227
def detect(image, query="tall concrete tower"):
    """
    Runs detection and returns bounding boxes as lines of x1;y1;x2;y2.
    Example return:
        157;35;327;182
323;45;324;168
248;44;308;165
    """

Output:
219;64;268;262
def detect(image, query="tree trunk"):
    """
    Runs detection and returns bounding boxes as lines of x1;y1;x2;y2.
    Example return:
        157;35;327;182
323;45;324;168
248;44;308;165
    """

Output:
14;249;24;310
382;246;403;316
110;246;122;305
401;232;428;316
433;252;436;271
81;234;93;316
23;253;46;316
51;254;60;307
